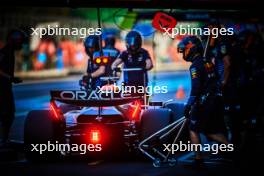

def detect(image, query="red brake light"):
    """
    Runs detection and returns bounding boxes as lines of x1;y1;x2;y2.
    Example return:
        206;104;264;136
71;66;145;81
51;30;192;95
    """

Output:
50;103;58;119
90;130;101;143
131;101;141;121
50;101;62;120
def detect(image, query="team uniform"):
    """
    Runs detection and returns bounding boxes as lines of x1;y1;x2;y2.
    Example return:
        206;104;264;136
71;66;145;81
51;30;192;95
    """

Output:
118;48;151;88
84;35;101;90
187;55;225;134
178;36;226;134
86;56;102;89
0;47;15;118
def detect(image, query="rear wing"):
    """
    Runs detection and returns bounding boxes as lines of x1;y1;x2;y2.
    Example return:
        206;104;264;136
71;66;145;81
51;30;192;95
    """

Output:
50;90;142;107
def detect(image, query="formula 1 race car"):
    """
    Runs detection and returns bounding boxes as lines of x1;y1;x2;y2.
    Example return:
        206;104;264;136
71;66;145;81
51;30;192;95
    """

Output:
24;69;189;166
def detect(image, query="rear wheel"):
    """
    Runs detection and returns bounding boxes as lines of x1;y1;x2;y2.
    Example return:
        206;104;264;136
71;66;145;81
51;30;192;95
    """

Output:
24;110;65;162
164;102;190;143
140;109;172;140
164;101;185;121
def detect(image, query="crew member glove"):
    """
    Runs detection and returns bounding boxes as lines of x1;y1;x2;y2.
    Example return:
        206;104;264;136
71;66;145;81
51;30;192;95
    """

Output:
113;67;121;72
81;74;92;84
83;73;92;80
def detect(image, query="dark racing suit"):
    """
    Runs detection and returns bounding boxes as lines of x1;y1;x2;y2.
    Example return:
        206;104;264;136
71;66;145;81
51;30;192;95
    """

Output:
0;46;15;141
187;54;225;134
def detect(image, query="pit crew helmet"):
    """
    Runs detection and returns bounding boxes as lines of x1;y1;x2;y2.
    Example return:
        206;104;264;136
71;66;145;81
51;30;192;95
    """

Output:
177;36;203;62
84;35;100;57
104;35;116;48
125;31;142;53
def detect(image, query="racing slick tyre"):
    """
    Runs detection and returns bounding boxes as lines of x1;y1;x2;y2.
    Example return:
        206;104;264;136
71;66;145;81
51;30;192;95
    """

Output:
24;110;65;162
140;109;172;140
164;101;190;143
164;101;185;121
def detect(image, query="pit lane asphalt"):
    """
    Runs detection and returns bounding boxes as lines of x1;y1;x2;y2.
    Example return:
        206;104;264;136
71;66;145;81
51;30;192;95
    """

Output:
0;158;241;176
